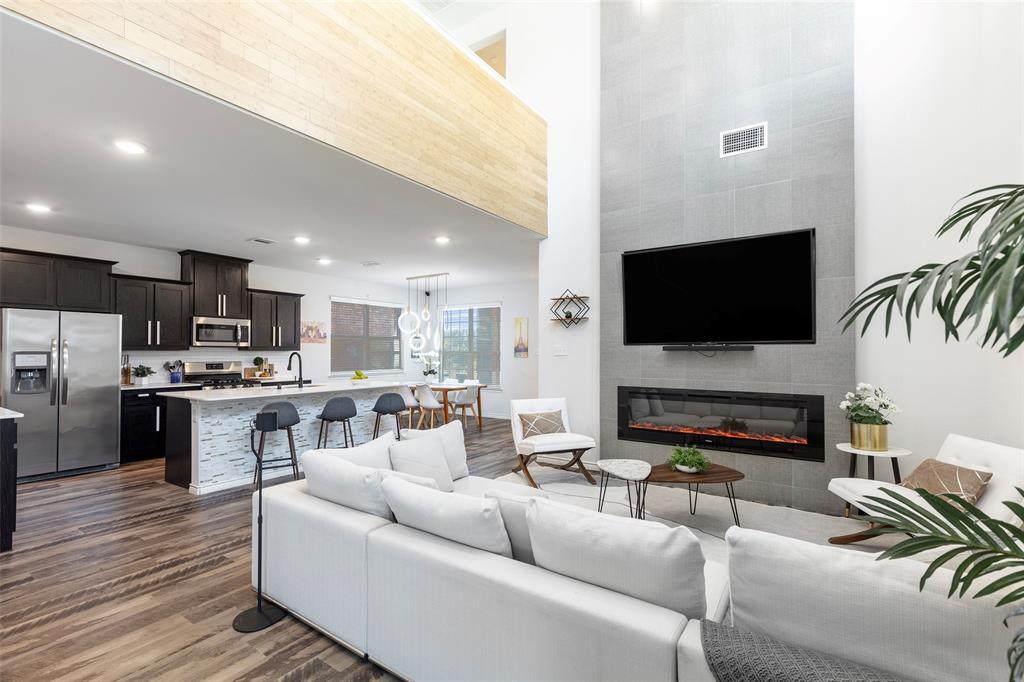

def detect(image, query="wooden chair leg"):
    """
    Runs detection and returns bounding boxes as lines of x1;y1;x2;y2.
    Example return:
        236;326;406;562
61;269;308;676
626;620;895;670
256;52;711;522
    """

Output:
416;410;425;429
829;522;884;545
572;449;596;484
515;454;540;488
462;405;468;428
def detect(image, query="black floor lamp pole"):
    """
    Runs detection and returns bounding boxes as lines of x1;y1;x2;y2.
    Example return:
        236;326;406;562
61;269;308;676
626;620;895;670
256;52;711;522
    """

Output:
233;413;287;633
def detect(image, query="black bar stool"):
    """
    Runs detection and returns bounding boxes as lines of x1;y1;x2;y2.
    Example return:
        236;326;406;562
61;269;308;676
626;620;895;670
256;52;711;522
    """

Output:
253;401;301;484
317;396;357;448
372;392;406;440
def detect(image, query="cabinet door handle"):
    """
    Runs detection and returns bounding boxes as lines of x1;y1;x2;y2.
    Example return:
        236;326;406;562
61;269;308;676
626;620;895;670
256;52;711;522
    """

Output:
147;320;152;345
272;326;276;347
156;320;161;346
155;405;160;432
137;393;151;397
278;326;282;347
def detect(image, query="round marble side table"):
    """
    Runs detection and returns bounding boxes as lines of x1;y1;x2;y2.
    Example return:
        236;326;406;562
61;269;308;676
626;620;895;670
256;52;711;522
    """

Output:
597;459;652;519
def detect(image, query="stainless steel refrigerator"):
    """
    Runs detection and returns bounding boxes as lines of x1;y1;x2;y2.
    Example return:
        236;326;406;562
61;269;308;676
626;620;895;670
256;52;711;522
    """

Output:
1;309;121;478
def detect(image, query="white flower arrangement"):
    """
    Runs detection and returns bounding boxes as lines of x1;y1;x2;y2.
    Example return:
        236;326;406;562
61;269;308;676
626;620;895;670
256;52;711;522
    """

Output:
839;384;900;425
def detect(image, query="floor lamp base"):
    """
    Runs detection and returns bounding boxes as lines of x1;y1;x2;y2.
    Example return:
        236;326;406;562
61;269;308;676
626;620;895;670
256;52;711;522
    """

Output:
232;602;287;633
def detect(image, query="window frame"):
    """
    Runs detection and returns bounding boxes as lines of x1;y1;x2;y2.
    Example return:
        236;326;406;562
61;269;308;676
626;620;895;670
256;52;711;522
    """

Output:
328;296;405;376
440;302;501;389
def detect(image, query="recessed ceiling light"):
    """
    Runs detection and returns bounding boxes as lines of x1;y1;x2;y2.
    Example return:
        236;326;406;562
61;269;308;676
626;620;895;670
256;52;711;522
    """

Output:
114;139;147;155
294;236;310;245
434;236;451;245
317;257;332;265
26;203;51;214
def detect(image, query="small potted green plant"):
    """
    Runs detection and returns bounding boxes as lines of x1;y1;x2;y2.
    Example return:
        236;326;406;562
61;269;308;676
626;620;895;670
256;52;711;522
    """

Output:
668;446;709;474
252;356;267;377
132;364;155;386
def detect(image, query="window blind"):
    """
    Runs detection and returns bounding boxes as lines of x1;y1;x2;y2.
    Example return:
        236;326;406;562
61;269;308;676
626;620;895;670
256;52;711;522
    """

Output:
330;300;402;372
442;306;500;385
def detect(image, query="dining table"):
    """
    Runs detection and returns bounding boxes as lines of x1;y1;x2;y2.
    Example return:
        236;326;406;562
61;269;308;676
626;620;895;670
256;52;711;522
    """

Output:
427;383;488;428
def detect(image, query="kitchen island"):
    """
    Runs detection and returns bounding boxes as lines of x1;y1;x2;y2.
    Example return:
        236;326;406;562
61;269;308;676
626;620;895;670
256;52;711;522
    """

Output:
159;381;408;494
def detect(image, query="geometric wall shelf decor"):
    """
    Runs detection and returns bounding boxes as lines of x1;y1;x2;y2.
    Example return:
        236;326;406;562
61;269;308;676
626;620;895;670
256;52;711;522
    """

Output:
549;289;590;328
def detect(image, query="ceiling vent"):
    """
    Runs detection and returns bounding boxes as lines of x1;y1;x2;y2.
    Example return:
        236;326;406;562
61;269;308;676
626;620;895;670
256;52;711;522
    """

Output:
361;259;383;267
720;122;767;158
247;237;277;245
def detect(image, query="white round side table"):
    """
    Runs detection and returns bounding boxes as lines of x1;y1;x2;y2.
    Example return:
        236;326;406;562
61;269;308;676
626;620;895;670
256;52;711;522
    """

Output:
837;442;913;517
596;459;652;519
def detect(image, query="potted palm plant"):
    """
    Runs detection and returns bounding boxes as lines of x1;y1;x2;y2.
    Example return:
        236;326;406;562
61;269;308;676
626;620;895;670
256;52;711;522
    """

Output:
840;184;1024;680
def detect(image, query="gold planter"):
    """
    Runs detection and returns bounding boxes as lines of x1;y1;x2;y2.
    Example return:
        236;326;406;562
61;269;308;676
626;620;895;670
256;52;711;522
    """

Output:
850;423;888;452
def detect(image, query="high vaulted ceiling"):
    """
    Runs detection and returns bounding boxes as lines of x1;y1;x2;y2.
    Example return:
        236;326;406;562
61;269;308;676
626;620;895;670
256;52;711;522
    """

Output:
0;13;539;287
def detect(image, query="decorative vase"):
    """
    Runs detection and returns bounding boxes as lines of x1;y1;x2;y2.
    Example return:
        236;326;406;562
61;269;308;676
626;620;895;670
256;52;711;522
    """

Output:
137;376;150;386
850;422;888;452
675;464;702;474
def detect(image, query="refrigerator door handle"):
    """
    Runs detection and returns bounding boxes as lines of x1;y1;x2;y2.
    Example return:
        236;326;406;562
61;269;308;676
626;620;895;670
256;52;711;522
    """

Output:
60;338;69;405
50;338;58;406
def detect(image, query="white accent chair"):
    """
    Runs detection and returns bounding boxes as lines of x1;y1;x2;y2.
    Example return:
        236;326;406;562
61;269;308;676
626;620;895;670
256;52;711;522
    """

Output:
510;397;596;488
414;383;445;429
827;433;1024;544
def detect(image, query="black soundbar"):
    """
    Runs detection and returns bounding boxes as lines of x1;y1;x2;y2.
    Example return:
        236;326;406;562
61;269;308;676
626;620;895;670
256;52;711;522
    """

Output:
662;344;755;352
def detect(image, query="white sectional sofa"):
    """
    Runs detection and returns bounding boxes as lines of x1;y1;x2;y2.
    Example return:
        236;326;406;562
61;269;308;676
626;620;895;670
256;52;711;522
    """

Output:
251;424;1010;682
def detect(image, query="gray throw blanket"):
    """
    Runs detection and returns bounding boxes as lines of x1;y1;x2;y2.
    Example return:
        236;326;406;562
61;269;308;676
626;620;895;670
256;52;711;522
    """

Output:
701;619;913;682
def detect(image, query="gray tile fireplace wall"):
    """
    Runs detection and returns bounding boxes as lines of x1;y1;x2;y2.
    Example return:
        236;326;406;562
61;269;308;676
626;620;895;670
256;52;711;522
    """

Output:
600;1;855;514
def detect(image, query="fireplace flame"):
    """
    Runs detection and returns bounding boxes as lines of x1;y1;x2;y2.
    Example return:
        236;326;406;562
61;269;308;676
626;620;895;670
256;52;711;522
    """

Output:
630;420;808;445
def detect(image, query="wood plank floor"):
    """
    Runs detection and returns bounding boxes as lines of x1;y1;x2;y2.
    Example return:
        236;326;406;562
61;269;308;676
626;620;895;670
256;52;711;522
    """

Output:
0;418;518;681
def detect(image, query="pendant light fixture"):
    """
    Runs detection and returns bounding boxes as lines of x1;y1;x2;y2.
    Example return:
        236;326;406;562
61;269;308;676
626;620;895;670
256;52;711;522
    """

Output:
401;273;449;349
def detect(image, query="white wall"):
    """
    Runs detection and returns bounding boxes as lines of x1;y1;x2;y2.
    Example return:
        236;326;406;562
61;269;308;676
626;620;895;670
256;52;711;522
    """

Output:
0;224;420;384
855;1;1024;478
444;280;539;418
434;1;602;457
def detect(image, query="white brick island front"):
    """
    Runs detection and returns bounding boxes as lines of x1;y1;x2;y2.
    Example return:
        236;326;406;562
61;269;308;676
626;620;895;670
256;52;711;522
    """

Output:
159;381;407;494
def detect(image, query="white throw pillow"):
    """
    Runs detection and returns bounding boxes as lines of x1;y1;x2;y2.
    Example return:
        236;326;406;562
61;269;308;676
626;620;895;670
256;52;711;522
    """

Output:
382;476;512;557
526;498;706;618
484;488;549;565
382;469;439;490
301;451;392;520
389;435;455;492
400;420;469;479
314;431;395;470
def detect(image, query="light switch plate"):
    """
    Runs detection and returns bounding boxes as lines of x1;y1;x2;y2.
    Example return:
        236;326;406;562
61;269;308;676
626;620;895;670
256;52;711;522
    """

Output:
553;344;568;357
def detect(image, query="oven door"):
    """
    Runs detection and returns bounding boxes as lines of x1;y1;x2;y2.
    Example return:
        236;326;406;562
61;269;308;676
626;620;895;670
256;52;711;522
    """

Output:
192;317;251;347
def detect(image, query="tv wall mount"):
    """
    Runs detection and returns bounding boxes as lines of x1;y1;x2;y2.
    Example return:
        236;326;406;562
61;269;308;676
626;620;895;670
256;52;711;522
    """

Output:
549;289;590;328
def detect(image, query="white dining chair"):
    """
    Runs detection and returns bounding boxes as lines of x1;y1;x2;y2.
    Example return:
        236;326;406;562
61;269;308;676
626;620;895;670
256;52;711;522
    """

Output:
448;384;480;429
414;383;445;429
396;384;419;429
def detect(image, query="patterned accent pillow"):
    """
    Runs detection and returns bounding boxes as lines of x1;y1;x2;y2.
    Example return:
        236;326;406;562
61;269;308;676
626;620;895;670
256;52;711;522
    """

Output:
519;411;566;438
900;458;993;504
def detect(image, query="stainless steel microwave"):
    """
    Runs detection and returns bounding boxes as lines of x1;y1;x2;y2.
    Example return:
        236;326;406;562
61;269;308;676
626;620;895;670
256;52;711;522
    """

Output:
192;317;251;347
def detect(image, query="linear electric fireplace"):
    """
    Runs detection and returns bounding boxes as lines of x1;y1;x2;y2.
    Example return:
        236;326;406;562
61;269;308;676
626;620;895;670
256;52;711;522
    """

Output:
618;386;825;462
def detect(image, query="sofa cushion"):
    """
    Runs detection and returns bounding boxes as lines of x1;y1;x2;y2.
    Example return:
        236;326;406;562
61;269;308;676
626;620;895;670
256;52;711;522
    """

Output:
484;489;549;564
629;398;651;419
400;420;469;479
517;432;596;456
453;475;548;499
381;469;440;490
381;476;512;557
389;435;455;492
312;431;395;470
526;498;706;618
648;395;665;416
301;452;392;520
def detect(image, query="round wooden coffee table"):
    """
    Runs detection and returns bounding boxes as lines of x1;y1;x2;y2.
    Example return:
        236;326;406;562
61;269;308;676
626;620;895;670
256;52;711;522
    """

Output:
643;463;744;526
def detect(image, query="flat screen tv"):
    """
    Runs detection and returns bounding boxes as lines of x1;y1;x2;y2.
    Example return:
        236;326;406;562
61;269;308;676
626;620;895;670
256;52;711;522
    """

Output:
622;229;816;346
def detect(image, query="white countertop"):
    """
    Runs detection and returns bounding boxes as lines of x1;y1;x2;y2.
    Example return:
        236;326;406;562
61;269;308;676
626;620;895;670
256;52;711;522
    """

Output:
0;407;24;420
158;380;406;402
121;382;203;391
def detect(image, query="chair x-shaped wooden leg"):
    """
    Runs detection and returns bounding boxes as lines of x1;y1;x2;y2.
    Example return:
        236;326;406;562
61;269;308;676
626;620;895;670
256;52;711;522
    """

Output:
514;449;596;488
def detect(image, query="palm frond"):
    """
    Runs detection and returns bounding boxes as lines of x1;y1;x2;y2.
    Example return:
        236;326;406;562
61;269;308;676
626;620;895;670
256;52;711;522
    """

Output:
840;184;1024;355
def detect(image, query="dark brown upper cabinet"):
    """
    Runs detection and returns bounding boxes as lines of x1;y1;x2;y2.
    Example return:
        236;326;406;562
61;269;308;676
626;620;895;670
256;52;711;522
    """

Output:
113;275;191;350
179;250;251;318
248;289;303;351
0;248;115;312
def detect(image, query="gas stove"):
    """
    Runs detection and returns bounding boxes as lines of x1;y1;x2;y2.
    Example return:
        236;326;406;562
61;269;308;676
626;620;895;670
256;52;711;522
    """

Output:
183;361;261;391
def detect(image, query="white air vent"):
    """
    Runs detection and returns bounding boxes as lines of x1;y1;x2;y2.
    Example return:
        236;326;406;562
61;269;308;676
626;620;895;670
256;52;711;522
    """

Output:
720;122;767;158
247;237;277;245
361;259;383;267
